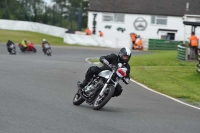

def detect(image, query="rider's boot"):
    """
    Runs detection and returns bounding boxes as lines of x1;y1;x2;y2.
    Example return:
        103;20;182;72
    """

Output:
79;79;89;89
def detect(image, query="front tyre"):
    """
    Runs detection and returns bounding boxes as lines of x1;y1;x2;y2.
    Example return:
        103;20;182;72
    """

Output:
93;86;115;110
33;48;37;53
73;92;85;105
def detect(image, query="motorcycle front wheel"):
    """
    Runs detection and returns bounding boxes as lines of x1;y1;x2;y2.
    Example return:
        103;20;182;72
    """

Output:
93;85;115;110
73;91;85;105
33;48;37;53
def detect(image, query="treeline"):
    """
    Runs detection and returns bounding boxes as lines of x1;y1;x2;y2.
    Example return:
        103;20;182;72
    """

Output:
0;0;89;30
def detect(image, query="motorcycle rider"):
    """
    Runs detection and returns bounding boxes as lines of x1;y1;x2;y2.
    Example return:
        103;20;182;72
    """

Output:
6;40;15;54
42;38;51;55
79;47;131;97
21;38;29;51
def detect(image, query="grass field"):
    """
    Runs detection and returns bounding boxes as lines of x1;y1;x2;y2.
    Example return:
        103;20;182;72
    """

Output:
0;29;68;46
91;51;200;106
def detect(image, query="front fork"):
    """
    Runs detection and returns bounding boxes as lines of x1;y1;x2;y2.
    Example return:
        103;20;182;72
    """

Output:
99;70;118;96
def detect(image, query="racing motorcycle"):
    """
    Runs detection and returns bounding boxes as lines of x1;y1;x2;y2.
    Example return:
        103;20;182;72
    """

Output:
8;43;16;55
44;43;52;56
19;42;37;53
73;63;127;110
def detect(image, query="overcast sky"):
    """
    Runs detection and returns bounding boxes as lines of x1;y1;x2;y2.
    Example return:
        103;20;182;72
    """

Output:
43;0;51;3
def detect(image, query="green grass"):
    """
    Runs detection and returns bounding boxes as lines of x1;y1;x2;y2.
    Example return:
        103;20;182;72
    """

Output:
91;51;200;104
0;29;71;46
89;58;99;62
0;29;111;48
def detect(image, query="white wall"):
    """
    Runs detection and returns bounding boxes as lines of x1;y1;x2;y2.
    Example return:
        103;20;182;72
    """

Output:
63;33;132;49
0;19;68;38
88;12;200;41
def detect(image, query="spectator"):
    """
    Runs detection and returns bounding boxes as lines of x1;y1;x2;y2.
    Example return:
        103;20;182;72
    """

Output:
130;33;137;49
189;32;199;59
85;27;91;35
99;31;104;37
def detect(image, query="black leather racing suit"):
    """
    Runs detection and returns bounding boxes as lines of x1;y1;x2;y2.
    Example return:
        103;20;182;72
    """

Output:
82;53;131;97
6;40;15;53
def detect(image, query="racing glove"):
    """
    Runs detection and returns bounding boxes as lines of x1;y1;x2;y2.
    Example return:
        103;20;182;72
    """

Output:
123;77;130;85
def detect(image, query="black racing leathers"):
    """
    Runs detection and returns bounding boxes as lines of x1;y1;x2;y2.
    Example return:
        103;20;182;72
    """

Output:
99;53;131;81
6;40;15;53
81;53;131;97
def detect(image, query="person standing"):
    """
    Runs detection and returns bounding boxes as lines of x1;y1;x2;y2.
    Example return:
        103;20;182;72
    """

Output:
189;32;199;59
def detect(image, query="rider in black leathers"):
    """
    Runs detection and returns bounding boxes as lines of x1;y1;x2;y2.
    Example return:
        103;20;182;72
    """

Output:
79;47;131;97
6;40;15;54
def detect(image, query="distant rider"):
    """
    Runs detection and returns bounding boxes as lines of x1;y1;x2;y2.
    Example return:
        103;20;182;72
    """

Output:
42;39;51;55
6;40;15;54
21;38;29;51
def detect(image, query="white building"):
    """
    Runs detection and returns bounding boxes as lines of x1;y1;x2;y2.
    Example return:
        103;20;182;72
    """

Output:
87;0;200;41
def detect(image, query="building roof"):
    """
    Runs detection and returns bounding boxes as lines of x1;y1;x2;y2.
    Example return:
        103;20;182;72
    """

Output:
88;0;200;16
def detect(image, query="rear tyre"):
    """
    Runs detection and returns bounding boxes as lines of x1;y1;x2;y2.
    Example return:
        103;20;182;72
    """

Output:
46;49;51;56
20;47;25;52
93;86;115;110
12;50;16;55
73;92;85;105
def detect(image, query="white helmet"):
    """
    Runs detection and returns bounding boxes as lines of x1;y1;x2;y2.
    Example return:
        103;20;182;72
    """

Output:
42;39;46;42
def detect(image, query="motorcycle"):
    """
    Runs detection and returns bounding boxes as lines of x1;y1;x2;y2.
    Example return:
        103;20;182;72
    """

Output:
8;44;16;55
44;43;52;56
73;63;127;110
18;42;37;53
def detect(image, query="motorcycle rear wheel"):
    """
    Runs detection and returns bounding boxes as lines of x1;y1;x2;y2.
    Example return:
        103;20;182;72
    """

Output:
93;86;115;110
46;49;51;56
20;47;25;52
73;92;85;105
12;50;16;55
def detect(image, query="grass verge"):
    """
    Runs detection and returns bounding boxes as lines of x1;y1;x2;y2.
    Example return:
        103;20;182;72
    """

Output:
91;51;200;105
0;29;67;46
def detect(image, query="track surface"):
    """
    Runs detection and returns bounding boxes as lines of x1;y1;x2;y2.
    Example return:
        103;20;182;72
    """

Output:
0;44;199;133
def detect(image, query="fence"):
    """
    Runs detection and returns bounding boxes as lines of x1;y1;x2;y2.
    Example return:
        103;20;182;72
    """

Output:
197;48;200;73
148;39;183;50
177;45;188;61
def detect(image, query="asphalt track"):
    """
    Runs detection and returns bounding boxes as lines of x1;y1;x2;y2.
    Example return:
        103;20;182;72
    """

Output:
0;44;199;133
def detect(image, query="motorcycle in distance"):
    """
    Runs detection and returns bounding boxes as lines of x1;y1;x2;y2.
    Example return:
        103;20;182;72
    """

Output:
18;42;37;53
73;63;127;110
44;43;52;56
8;43;17;55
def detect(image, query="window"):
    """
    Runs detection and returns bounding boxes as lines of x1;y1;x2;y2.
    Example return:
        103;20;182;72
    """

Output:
114;13;124;22
161;33;175;40
151;16;167;25
103;14;114;22
103;13;124;22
